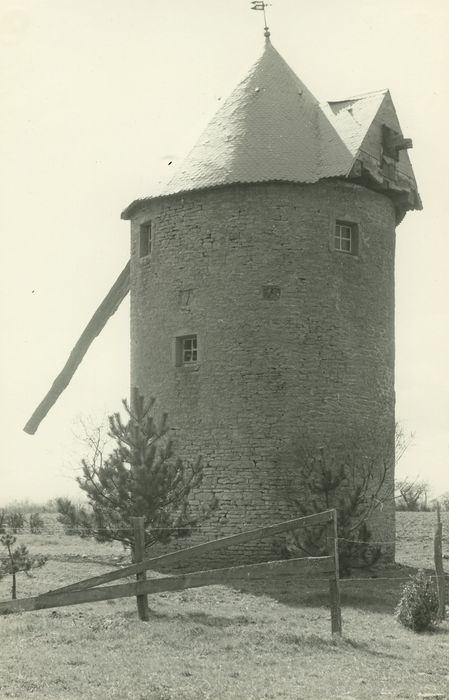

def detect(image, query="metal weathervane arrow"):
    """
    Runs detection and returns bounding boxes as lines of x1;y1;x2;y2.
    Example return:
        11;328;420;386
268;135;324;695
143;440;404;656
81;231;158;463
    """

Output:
251;1;271;39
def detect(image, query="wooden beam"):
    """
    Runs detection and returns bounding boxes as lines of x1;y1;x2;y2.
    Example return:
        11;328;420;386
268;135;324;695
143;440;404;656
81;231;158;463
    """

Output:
23;261;130;435
44;510;335;595
0;556;334;614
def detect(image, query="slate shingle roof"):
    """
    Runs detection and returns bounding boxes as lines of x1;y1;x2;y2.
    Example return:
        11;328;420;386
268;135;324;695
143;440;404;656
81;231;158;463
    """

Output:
163;40;353;195
122;40;420;218
323;90;388;157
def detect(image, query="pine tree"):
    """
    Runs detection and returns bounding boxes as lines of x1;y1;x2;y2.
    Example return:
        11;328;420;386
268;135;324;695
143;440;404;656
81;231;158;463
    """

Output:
65;390;215;550
0;534;47;600
279;442;391;576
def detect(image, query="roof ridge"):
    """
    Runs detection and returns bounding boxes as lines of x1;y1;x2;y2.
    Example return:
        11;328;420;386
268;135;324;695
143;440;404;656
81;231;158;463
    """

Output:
327;88;389;104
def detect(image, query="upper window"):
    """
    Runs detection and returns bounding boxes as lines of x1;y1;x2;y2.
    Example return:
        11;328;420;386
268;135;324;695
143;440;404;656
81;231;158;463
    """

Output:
139;222;152;258
176;335;198;366
334;221;358;256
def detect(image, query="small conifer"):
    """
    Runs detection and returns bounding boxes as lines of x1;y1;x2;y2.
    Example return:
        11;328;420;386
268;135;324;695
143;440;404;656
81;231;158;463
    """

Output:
280;442;389;575
58;391;216;551
0;534;47;600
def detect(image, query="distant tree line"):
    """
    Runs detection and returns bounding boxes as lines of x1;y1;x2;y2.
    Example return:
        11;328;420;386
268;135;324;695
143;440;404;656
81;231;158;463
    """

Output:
0;510;45;534
394;424;447;512
395;479;449;512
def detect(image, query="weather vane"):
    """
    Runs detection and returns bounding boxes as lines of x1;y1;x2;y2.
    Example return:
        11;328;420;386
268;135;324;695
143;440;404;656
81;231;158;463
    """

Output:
251;1;271;39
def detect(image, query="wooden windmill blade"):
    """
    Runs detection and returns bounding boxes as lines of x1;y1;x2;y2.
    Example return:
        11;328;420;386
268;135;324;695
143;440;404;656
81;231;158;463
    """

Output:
24;260;130;435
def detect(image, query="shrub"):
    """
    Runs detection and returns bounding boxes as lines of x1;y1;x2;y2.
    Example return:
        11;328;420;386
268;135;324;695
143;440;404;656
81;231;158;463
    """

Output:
29;513;45;534
55;498;93;536
7;511;26;533
44;499;59;513
0;510;6;534
279;440;390;576
395;570;440;632
0;534;47;599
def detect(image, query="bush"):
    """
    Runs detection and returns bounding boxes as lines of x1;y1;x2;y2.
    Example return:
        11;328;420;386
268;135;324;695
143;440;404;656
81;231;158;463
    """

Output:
29;513;45;534
7;511;26;533
55;498;93;536
279;440;389;576
43;499;59;513
395;570;440;632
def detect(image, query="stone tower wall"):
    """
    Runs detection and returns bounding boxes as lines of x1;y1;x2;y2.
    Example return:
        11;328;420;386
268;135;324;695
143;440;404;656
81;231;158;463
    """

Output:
130;181;396;563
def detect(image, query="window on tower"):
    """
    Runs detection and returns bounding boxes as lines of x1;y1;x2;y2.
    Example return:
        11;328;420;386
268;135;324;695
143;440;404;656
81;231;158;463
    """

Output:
139;222;152;258
334;221;358;256
176;335;198;366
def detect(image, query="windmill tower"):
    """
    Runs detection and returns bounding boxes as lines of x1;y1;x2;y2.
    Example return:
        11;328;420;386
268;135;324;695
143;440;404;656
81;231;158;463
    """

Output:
25;26;420;561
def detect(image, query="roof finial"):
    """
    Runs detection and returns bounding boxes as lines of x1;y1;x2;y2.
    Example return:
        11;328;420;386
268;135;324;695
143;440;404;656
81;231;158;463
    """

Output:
251;1;271;39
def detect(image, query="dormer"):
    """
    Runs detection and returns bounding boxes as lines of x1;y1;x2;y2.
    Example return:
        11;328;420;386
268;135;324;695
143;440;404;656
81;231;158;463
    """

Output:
325;90;421;223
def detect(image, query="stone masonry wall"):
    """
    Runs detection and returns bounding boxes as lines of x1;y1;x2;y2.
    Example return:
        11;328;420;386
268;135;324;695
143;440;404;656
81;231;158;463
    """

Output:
129;180;396;566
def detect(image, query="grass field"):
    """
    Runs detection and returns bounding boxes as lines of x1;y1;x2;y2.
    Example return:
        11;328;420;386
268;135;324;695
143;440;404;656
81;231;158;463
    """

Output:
1;512;448;700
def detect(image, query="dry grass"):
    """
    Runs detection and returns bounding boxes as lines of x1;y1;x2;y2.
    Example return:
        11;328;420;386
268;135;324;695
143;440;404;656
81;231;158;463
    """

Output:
396;511;449;571
0;512;448;700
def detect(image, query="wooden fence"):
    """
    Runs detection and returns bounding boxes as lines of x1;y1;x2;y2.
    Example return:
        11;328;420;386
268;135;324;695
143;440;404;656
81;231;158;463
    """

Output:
0;509;342;635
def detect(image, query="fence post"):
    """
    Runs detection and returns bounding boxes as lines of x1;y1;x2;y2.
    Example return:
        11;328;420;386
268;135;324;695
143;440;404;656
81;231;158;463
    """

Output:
326;509;342;636
434;503;446;621
131;516;150;621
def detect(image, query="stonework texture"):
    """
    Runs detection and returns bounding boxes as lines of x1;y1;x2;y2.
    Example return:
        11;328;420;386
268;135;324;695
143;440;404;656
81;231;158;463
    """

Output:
129;180;396;565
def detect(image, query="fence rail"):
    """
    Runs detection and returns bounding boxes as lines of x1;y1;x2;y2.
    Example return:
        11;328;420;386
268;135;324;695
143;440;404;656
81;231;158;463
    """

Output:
45;509;335;596
0;509;342;635
0;556;334;614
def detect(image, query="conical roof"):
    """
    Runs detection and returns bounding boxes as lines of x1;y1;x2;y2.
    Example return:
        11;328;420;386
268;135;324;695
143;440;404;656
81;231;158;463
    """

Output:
163;40;353;195
122;39;420;219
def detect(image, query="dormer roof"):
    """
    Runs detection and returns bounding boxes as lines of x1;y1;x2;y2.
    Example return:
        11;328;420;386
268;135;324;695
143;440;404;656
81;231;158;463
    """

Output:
323;89;389;157
122;40;421;221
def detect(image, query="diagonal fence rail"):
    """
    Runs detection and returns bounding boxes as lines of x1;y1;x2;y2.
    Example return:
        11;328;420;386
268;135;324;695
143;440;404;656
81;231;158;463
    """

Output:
0;509;342;635
44;510;336;595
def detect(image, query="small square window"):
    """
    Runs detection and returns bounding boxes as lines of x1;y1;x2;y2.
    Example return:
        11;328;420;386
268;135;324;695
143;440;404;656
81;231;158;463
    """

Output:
139;222;152;258
334;221;358;256
262;285;281;300
176;335;198;366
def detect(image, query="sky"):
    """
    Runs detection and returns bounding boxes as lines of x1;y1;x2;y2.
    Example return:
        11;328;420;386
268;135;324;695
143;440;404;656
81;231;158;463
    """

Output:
0;0;448;505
